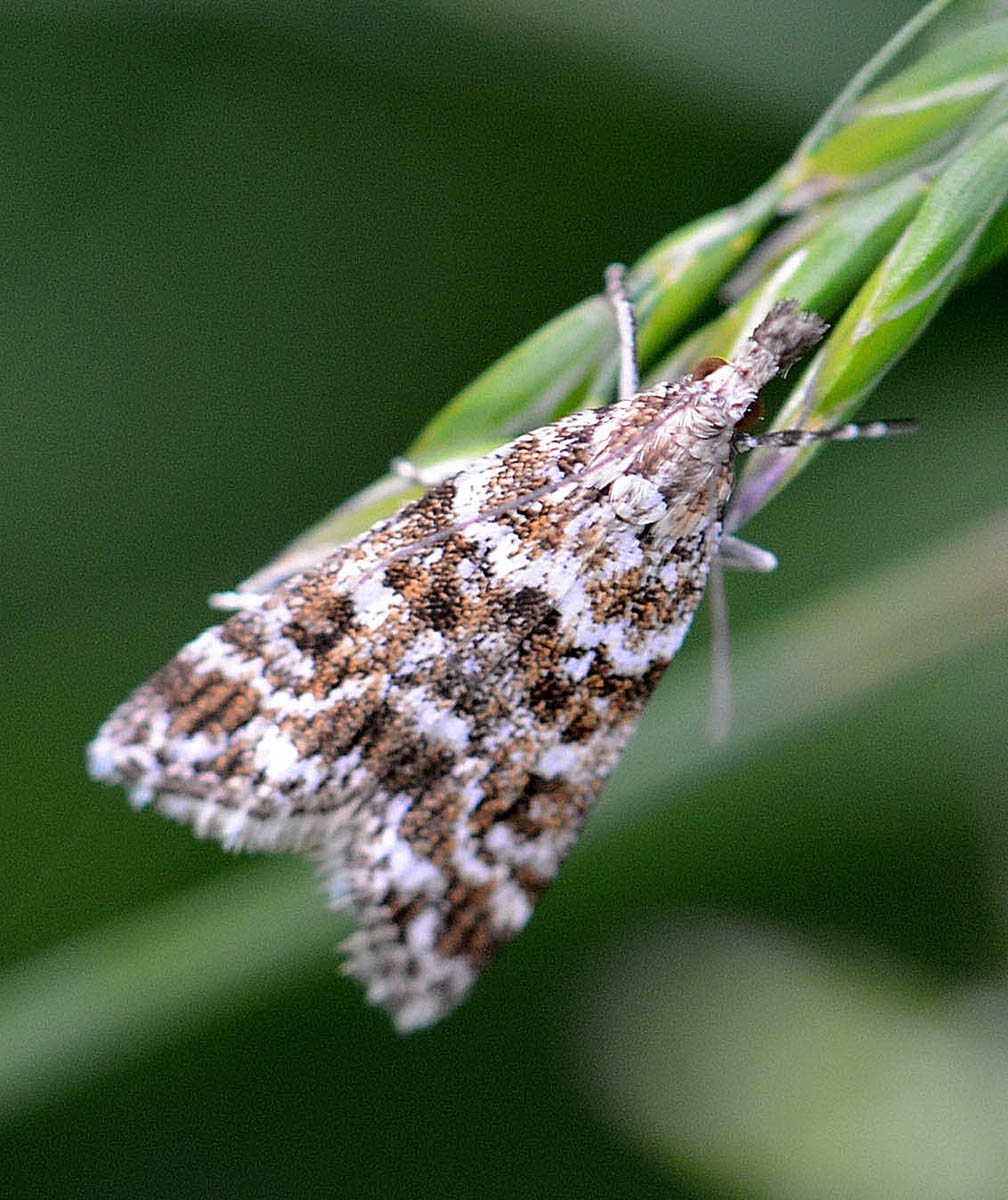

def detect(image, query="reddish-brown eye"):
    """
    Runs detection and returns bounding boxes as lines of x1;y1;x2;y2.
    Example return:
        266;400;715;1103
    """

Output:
736;397;763;431
691;356;727;381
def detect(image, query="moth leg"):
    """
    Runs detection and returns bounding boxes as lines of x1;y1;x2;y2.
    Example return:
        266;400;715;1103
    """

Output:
717;534;778;573
604;262;639;400
704;536;778;741
388;456;460;488
704;556;734;743
207;590;270;612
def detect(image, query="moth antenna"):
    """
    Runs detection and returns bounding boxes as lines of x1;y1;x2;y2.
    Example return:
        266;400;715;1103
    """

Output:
735;418;917;452
604;263;640;400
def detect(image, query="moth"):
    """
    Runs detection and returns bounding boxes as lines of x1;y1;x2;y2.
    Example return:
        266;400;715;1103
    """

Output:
88;289;911;1031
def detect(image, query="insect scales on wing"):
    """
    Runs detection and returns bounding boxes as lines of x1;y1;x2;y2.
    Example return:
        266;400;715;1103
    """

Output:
88;289;913;1031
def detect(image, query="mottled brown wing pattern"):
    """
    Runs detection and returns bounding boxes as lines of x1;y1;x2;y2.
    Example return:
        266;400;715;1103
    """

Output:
89;300;832;1029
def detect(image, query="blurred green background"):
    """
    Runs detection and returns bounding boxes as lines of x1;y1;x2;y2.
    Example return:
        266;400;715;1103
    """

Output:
4;2;1008;1197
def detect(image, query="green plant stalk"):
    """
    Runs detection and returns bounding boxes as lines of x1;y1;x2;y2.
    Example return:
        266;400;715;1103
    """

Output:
729;118;1008;528
238;0;1007;599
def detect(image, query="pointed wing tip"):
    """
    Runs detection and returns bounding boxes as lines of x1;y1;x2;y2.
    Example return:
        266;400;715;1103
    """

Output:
87;704;164;805
338;908;481;1034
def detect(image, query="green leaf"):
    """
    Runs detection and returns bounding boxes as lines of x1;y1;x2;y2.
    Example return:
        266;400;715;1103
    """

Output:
730;118;1008;528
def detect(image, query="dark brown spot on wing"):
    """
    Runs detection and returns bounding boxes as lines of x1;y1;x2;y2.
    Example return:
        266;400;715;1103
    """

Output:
151;662;260;736
283;591;356;655
469;770;589;840
584;651;668;707
500;585;559;626
528;671;576;719
219;610;269;658
383;554;464;635
560;706;603;743
435;881;499;965
362;478;459;558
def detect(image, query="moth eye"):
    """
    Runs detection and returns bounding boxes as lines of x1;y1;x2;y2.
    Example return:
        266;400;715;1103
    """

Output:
736;397;763;431
691;356;727;381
